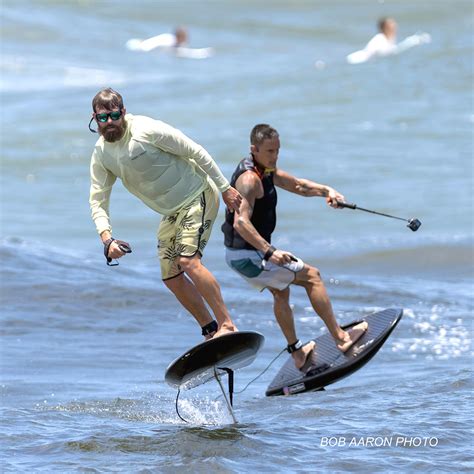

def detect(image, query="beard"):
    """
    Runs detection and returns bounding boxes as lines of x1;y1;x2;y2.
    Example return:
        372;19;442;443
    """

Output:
101;122;126;142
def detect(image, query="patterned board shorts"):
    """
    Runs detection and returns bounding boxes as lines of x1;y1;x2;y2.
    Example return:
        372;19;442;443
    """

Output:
158;181;219;280
225;248;305;291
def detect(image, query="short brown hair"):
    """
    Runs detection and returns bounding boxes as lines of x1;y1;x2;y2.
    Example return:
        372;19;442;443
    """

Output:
250;124;279;146
92;88;124;112
378;17;393;33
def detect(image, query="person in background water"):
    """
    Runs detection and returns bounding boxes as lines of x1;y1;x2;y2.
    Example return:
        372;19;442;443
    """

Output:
126;26;214;59
88;88;242;339
173;26;188;47
222;124;368;372
346;17;431;64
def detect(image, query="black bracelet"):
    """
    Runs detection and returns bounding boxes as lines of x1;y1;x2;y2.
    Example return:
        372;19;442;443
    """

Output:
103;238;115;262
263;245;276;261
103;237;115;247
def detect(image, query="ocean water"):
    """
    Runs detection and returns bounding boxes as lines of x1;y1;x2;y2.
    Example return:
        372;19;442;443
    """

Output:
1;0;473;472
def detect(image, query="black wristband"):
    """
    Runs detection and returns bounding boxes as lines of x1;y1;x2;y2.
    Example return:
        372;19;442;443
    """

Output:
103;238;115;262
103;237;115;247
263;245;276;261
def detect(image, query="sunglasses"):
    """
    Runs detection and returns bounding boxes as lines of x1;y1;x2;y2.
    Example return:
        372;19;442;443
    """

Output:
95;110;123;123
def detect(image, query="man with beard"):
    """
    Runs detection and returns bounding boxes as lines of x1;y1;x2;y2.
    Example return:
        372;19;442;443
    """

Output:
222;124;368;371
89;88;242;339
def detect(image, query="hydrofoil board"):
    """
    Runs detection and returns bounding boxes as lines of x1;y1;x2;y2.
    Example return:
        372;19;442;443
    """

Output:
165;331;264;390
266;308;403;396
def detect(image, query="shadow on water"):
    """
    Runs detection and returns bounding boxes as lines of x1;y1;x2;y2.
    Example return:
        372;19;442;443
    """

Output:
63;424;258;456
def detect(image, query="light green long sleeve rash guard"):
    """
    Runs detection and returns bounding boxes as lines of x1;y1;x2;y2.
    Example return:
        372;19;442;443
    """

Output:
89;114;230;235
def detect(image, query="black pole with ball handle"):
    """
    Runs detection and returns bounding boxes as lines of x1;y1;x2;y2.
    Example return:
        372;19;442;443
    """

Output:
336;201;421;232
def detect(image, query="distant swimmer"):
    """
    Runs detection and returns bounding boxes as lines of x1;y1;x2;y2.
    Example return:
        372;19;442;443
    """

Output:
221;124;368;372
346;17;431;64
88;88;242;340
126;26;214;59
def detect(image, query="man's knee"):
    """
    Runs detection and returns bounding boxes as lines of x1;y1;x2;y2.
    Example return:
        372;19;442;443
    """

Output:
307;265;322;281
269;287;290;302
296;264;322;285
176;254;200;273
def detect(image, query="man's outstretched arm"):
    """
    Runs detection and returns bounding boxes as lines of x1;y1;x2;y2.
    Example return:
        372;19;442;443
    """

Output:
274;168;345;208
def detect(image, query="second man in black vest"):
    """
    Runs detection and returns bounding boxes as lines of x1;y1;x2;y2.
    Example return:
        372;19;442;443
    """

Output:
222;124;368;372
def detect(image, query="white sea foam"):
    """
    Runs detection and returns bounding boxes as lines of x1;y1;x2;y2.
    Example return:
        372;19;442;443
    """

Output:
176;397;232;425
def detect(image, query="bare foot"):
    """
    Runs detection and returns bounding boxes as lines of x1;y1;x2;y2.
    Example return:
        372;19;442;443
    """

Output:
292;341;316;372
336;321;368;352
204;332;215;341
213;324;238;338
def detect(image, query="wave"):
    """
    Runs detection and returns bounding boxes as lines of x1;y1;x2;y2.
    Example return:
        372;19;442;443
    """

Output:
321;243;474;277
1;235;472;288
273;232;474;277
0;237;165;306
0;54;171;94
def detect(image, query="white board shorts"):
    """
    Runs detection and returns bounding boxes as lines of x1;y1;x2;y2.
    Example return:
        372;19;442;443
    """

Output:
225;248;305;291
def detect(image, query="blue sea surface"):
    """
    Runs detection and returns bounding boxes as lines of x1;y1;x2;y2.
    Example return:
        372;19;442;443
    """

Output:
1;0;473;472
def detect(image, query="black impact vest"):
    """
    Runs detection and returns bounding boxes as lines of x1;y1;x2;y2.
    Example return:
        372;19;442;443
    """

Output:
222;156;277;250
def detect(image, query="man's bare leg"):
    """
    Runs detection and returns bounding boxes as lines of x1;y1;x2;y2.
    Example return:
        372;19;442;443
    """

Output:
163;273;216;339
269;287;316;370
177;254;237;336
293;265;367;350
